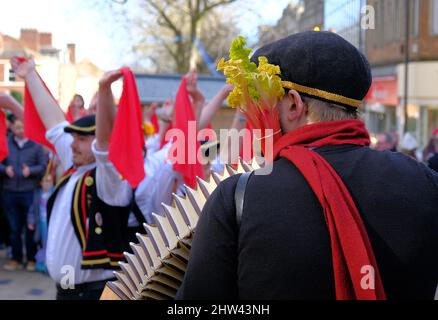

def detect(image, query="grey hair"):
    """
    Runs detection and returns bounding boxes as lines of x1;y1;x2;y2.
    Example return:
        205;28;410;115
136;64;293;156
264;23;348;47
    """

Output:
301;96;361;122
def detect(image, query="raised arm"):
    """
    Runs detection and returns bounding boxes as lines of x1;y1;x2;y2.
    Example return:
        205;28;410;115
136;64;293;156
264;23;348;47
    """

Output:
185;70;205;130
96;70;122;151
154;99;174;147
10;57;65;130
198;84;234;130
0;93;24;121
93;69;132;207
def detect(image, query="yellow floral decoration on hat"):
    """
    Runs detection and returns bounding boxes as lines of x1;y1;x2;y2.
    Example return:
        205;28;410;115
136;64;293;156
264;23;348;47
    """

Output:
217;36;285;111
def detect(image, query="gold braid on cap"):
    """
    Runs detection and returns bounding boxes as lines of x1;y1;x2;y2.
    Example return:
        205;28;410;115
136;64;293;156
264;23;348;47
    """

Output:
281;81;362;109
65;124;96;133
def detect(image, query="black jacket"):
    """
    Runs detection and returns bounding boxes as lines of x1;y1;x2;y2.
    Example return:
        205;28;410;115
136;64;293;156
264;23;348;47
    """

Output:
0;136;47;192
177;145;438;300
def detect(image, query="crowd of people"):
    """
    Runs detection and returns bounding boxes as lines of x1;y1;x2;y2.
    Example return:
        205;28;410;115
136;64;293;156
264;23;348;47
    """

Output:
0;30;437;300
0;57;245;299
374;129;438;170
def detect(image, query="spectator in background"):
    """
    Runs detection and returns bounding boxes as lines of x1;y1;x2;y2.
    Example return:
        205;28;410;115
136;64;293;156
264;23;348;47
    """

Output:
0;113;15;250
142;102;161;153
6;113;15;136
66;94;88;122
27;174;54;273
0;176;9;250
423;128;438;162
375;132;397;152
400;132;418;160
0;93;24;253
87;92;98;115
389;131;399;152
0;117;47;271
427;134;438;172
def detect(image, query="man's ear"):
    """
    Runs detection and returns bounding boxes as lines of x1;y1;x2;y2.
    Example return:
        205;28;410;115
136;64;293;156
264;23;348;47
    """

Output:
285;90;306;122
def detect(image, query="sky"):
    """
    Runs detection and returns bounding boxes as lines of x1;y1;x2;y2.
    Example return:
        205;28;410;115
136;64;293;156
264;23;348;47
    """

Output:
0;0;294;70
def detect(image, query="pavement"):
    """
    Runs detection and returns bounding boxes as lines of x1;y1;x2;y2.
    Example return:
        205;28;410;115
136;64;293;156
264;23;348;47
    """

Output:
0;249;56;300
0;248;436;300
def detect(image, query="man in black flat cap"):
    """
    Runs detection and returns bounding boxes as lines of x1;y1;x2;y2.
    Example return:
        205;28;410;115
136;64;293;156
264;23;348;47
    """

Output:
10;57;132;300
177;31;438;300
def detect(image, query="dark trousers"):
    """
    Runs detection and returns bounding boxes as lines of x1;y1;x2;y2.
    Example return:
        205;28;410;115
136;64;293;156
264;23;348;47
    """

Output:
3;191;36;263
0;193;10;246
56;279;112;300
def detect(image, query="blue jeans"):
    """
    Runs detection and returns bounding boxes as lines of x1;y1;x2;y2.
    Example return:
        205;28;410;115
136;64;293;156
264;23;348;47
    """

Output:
4;191;36;263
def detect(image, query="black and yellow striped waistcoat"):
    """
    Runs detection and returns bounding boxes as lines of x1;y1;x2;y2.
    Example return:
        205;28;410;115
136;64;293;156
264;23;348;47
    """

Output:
47;167;130;270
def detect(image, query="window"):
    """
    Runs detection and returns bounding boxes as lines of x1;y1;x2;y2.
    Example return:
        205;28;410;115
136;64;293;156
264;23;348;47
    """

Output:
8;69;16;82
431;0;438;34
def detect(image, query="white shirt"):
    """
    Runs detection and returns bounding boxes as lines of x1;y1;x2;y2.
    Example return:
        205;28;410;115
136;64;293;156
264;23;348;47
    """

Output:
129;142;182;226
45;121;131;284
211;154;225;174
145;134;160;154
14;137;29;148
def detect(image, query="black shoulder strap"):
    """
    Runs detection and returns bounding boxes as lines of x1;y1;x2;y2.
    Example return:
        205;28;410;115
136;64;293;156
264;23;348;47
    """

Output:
234;172;252;228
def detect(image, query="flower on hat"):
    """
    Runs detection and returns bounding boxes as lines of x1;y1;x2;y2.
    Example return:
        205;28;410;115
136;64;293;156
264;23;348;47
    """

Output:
217;36;285;111
217;36;284;153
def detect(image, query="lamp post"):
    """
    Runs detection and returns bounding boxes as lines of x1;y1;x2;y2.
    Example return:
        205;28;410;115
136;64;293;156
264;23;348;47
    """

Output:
403;0;410;134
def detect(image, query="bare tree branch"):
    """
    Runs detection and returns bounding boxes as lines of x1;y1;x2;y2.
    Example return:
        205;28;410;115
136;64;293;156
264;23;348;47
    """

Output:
145;0;183;37
89;0;241;73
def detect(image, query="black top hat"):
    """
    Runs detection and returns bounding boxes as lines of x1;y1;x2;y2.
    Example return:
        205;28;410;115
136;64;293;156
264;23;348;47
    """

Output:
64;114;96;136
251;31;371;109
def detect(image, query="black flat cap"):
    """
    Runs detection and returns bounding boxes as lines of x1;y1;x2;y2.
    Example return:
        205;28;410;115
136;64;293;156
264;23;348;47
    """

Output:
251;31;371;109
64;114;96;136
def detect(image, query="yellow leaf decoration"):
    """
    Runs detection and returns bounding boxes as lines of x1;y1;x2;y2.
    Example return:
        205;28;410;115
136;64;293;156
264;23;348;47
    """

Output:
217;36;285;111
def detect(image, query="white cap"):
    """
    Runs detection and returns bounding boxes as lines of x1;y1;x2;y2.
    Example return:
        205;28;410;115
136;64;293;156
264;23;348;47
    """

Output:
401;132;418;151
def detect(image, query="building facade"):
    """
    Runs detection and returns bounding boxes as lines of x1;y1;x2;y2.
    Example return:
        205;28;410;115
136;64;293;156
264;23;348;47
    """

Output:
0;29;60;101
258;0;324;47
0;29;102;111
366;0;438;148
324;0;365;51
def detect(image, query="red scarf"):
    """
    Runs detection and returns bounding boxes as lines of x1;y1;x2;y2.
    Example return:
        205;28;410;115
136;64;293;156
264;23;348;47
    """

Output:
108;68;145;188
16;57;55;152
172;76;203;188
0;111;8;161
151;113;159;133
273;119;386;300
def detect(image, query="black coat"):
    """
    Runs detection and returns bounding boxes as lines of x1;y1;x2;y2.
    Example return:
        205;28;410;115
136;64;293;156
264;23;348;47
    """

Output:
177;145;438;300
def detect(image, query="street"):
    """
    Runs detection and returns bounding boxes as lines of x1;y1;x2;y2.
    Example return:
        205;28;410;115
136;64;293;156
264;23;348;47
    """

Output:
0;249;55;300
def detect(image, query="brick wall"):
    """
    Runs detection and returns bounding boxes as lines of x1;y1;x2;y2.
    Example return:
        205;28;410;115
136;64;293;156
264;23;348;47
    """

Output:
367;0;438;66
